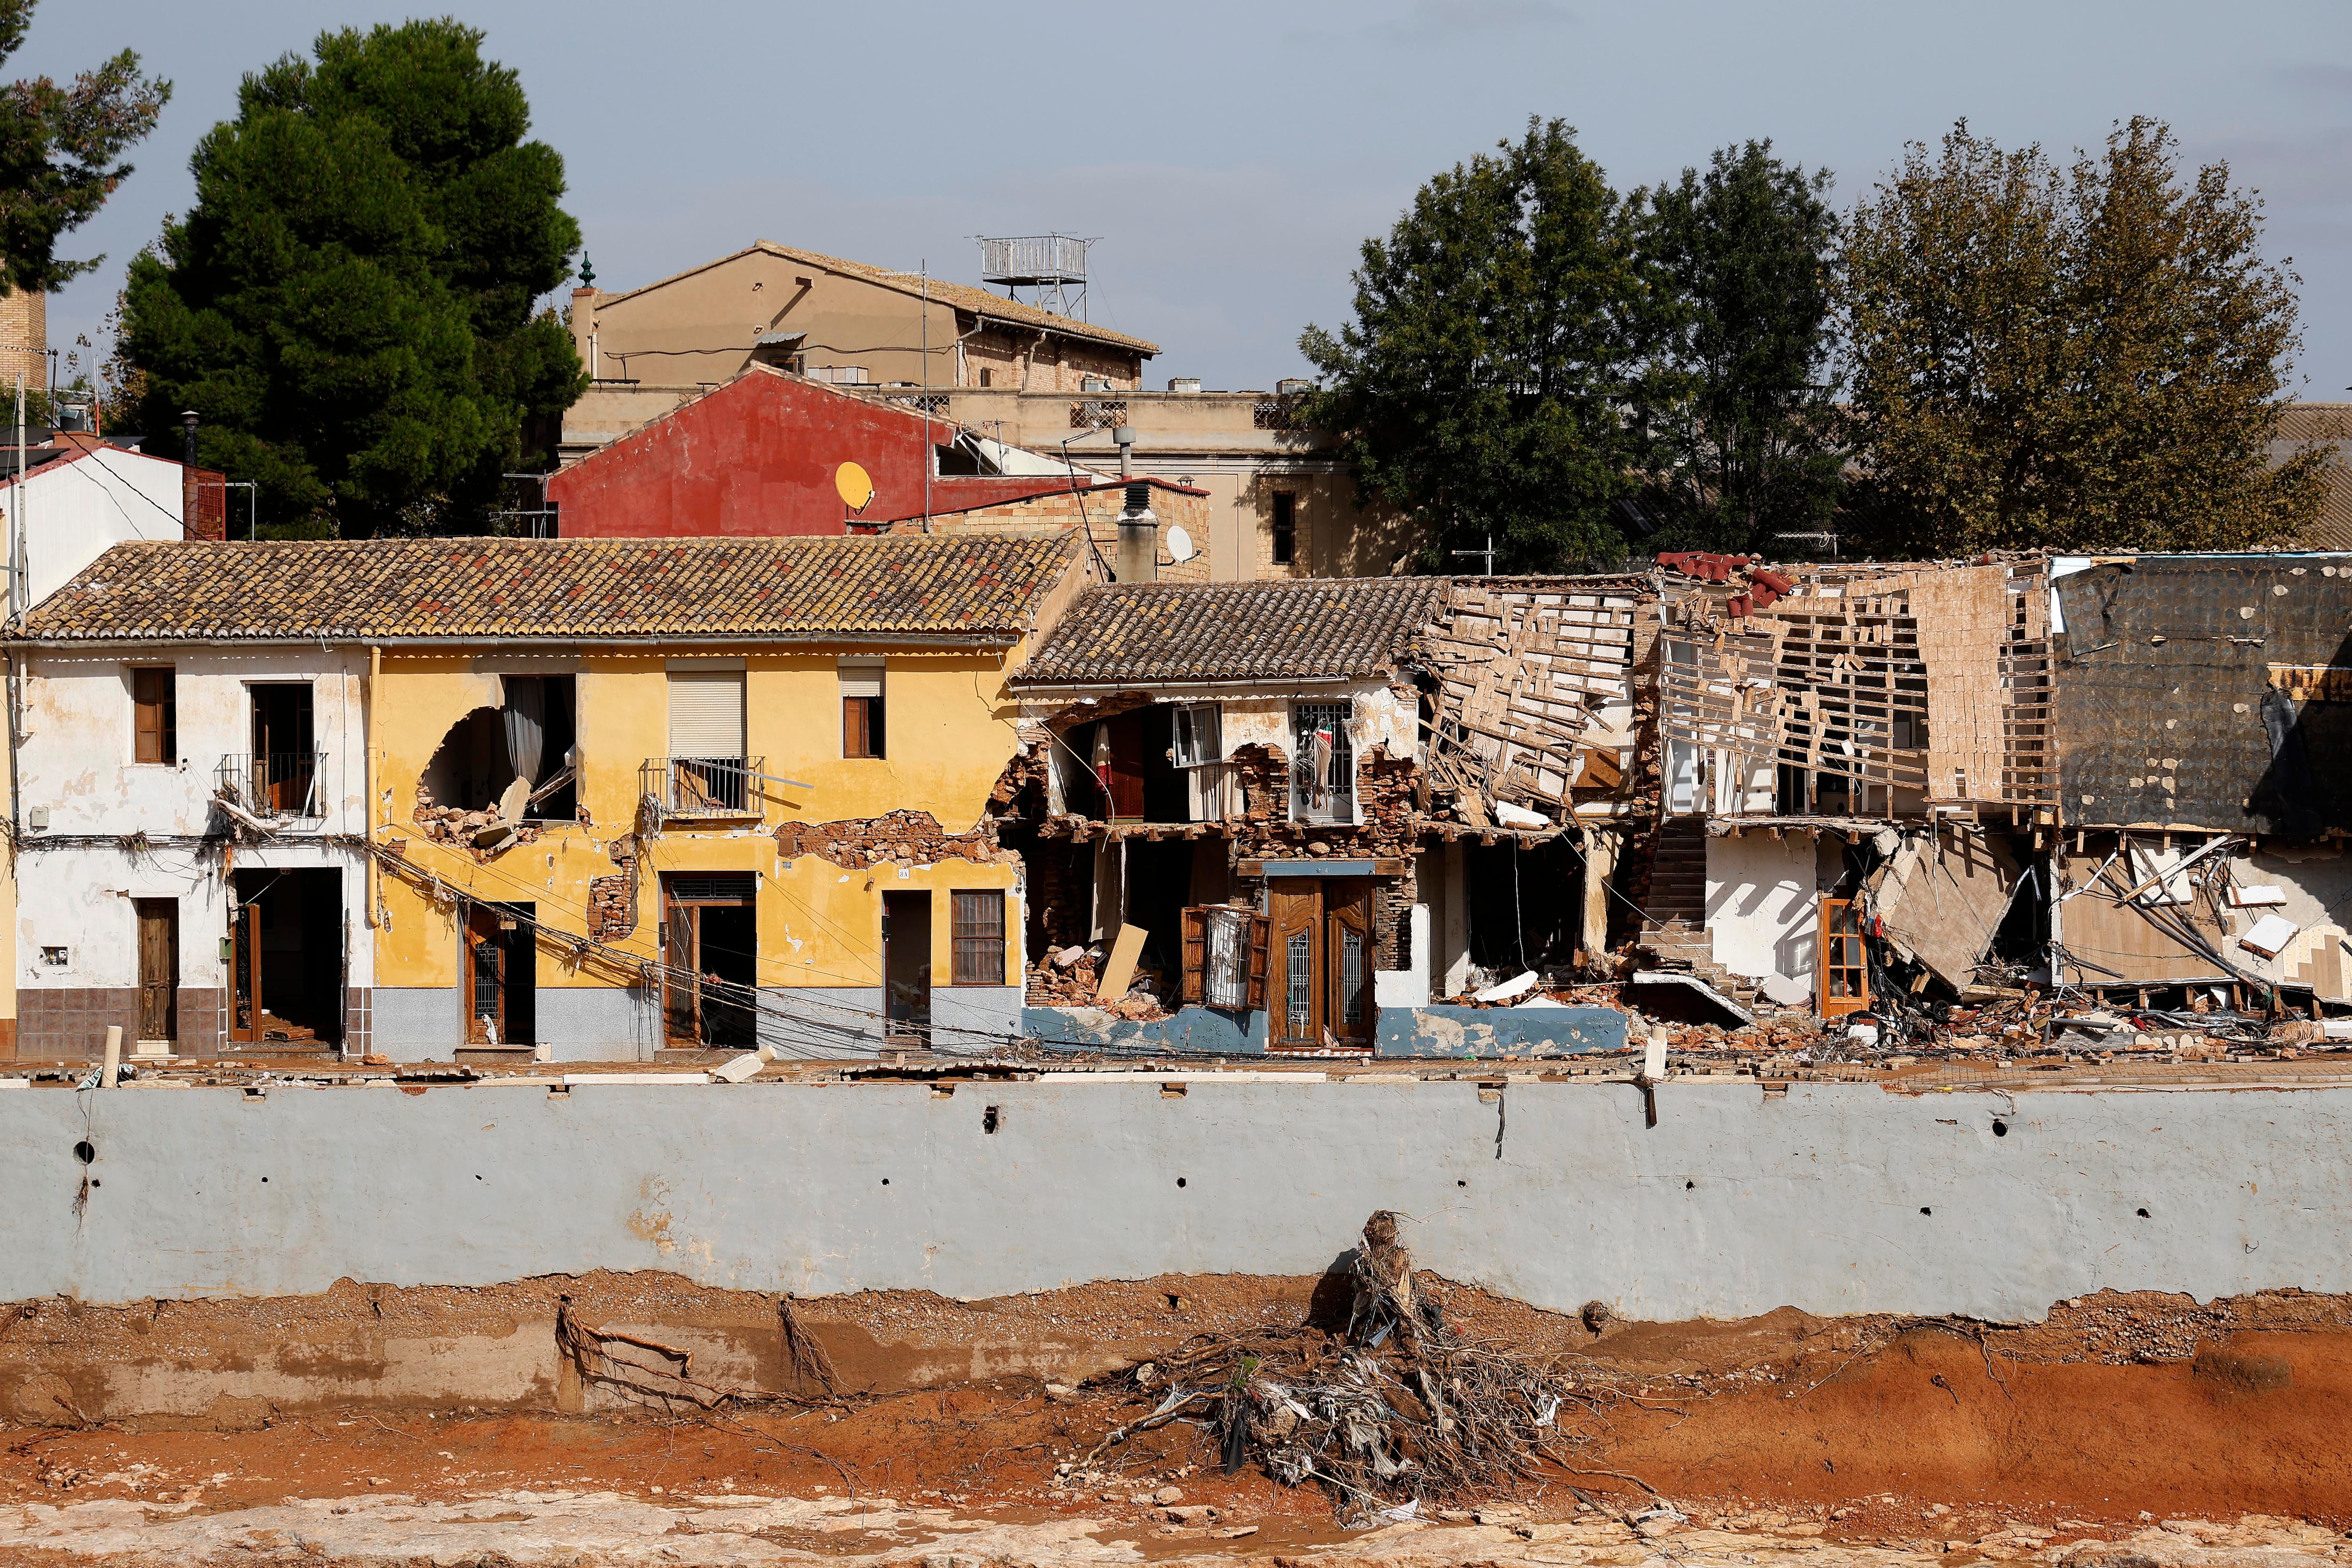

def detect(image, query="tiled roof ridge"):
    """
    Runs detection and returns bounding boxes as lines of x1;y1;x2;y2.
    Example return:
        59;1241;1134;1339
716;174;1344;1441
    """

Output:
20;532;1078;642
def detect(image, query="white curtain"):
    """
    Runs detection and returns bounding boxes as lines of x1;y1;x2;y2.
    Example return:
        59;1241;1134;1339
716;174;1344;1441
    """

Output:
504;676;545;785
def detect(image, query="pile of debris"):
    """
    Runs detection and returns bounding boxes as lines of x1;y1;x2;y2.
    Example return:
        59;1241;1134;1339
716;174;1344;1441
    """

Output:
1076;1212;1654;1518
413;782;541;854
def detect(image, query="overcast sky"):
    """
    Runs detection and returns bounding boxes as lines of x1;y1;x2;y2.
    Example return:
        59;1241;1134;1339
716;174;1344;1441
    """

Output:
26;0;2352;396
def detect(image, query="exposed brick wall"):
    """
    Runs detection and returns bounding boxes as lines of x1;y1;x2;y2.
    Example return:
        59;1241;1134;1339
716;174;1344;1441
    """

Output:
773;809;1006;872
0;289;44;389
587;835;638;942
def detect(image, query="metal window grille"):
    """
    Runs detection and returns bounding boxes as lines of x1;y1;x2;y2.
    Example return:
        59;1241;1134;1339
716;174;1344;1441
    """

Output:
1203;908;1248;1009
1285;932;1311;1034
1341;929;1364;1024
1291;702;1354;823
665;874;755;904
951;890;1006;986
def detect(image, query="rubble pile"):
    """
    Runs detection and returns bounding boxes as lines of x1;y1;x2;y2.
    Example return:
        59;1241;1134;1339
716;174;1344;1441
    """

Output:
1077;1212;1642;1515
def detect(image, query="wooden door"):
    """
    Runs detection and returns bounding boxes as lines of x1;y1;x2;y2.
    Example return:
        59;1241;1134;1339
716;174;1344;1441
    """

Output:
466;907;508;1045
1103;713;1146;820
1323;879;1374;1046
134;899;177;1043
1269;882;1321;1046
1818;897;1869;1017
230;902;262;1042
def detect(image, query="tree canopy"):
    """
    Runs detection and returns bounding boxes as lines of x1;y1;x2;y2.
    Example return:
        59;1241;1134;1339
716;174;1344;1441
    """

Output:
0;0;169;301
1300;119;1645;572
1841;117;2323;556
1627;141;1844;555
121;18;582;537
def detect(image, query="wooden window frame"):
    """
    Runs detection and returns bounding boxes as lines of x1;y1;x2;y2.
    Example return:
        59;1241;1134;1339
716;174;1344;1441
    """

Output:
132;665;176;766
949;889;1007;987
841;659;887;760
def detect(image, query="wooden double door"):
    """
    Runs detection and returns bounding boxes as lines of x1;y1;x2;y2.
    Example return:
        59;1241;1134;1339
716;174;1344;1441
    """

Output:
1268;877;1375;1051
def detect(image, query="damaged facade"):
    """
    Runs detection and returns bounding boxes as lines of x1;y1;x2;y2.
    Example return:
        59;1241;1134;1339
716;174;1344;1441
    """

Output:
17;518;2352;1067
8;534;1086;1062
1004;572;1655;1057
1657;548;2352;1046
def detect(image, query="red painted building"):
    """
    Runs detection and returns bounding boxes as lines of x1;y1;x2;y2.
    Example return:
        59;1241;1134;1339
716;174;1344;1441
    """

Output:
547;366;1110;538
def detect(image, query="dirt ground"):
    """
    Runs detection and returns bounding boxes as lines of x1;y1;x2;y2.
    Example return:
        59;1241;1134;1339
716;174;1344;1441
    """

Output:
3;1275;2349;1563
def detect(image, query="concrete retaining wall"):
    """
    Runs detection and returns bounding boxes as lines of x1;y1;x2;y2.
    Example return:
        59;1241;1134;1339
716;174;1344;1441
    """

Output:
5;1077;2348;1322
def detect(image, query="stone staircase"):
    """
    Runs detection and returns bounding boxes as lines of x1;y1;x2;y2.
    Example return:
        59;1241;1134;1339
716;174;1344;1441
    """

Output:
1638;917;1770;1013
1635;817;1771;1014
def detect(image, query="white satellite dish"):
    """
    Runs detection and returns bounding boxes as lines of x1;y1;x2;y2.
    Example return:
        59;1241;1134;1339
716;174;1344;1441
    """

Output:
1167;524;1196;563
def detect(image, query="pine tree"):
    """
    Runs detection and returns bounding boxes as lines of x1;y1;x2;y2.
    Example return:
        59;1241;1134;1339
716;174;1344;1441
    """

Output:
121;19;582;537
1300;119;1647;571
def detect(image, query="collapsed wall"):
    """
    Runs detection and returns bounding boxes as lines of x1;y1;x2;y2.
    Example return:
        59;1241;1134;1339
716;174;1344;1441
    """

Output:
7;1076;2351;1321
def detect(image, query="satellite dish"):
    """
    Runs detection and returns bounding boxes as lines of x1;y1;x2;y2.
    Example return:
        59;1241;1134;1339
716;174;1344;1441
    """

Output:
835;461;875;512
1167;524;1196;563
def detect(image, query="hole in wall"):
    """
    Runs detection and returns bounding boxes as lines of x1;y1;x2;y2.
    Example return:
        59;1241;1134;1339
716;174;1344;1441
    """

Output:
1993;1119;2009;1138
1176;1176;1188;1188
982;1105;1000;1134
262;1177;270;1184
1919;1206;1931;1216
1165;1293;1183;1311
1685;1180;1696;1190
72;1140;94;1165
1457;1179;1467;1188
2137;1207;2150;1218
89;1179;99;1188
881;1178;890;1186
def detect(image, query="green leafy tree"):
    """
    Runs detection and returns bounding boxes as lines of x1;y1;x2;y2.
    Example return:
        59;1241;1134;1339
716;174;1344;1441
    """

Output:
1300;119;1646;571
1627;141;1844;554
121;18;582;537
1842;117;2327;556
0;0;169;300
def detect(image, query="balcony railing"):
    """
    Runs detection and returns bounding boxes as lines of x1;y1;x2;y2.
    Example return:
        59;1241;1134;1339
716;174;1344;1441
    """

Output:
217;752;324;818
642;755;762;818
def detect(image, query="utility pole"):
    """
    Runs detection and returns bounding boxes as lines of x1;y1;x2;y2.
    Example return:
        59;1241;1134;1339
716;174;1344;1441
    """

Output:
1451;533;1496;576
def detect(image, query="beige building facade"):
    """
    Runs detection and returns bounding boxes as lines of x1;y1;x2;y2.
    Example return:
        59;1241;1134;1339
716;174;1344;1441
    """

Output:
561;242;1421;581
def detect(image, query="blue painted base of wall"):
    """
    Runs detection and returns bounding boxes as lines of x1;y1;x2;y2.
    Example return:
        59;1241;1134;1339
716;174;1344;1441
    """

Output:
1024;1005;1267;1053
1022;1004;1627;1058
1377;1004;1626;1057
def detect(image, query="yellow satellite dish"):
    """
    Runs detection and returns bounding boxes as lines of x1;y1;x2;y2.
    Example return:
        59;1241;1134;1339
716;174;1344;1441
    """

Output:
835;461;875;512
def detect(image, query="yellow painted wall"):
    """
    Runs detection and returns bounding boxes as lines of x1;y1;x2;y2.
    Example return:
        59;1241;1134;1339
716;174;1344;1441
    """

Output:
370;642;1027;999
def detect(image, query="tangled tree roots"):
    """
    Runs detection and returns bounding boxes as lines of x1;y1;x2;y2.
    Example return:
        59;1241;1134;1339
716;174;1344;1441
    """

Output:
1081;1211;1668;1516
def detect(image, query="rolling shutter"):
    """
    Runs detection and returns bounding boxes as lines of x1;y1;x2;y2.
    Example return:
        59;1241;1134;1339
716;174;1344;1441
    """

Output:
667;669;744;758
838;659;884;698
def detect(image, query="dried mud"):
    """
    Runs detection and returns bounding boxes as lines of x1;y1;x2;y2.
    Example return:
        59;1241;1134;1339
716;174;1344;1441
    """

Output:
2;1274;2349;1562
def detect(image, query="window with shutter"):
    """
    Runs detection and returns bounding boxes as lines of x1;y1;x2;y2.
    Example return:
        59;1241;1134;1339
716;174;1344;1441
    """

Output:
667;669;744;760
841;659;886;759
132;667;176;766
950;890;1005;985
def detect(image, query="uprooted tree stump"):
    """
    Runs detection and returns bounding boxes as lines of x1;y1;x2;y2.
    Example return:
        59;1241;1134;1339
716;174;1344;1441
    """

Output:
1078;1210;1669;1518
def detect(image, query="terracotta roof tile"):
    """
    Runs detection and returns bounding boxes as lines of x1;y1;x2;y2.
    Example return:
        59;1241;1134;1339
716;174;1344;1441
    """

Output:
16;534;1076;643
1012;578;1446;687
